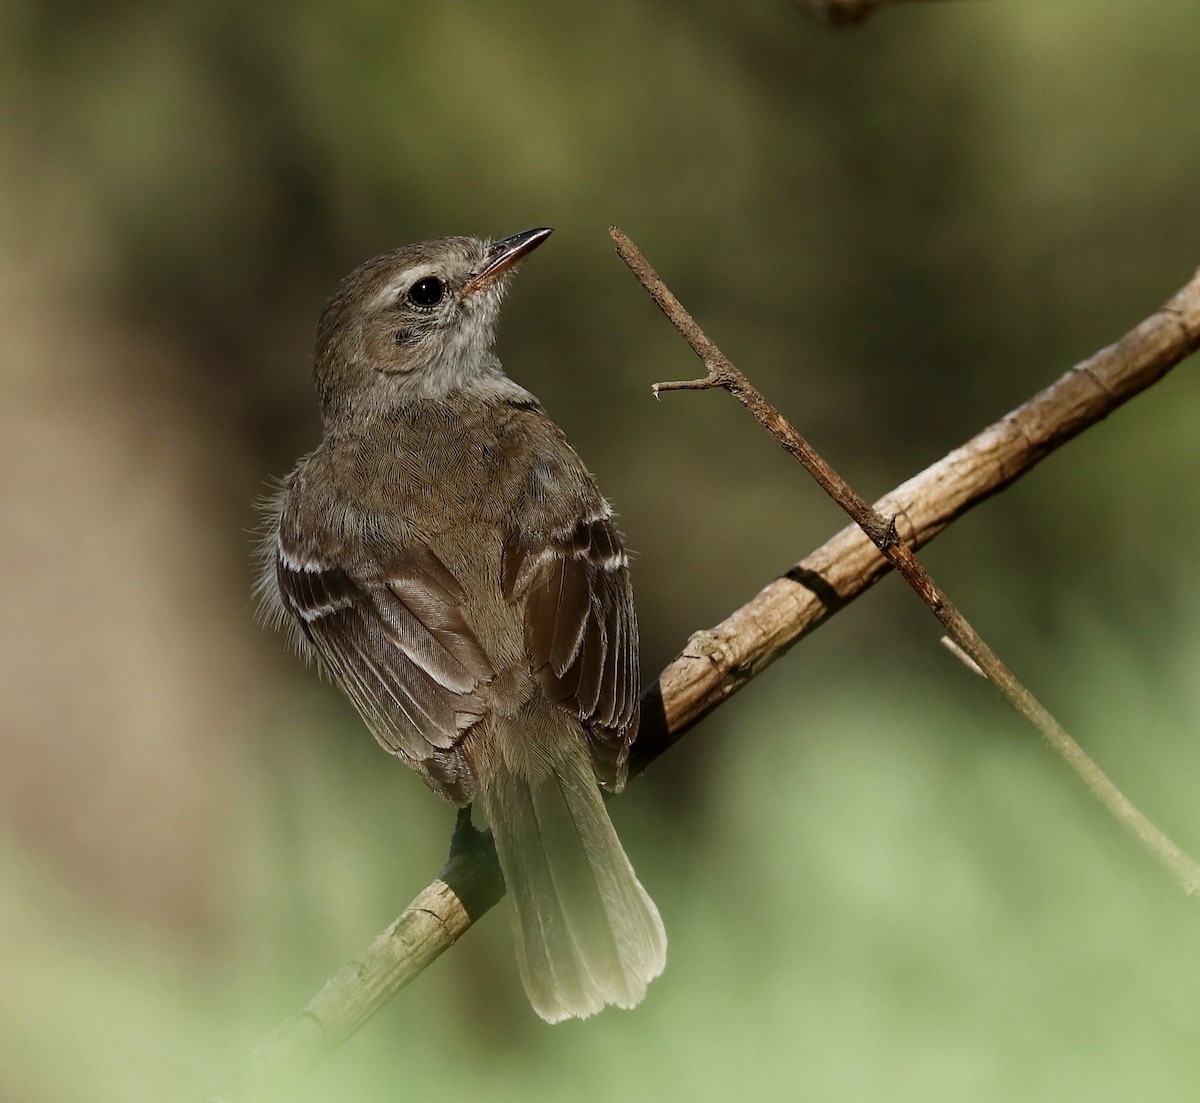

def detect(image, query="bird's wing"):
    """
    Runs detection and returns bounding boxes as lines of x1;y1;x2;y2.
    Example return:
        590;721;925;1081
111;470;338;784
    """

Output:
274;536;494;802
501;509;640;791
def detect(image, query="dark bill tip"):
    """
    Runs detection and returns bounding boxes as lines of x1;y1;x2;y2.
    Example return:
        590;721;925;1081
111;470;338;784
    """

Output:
463;226;553;295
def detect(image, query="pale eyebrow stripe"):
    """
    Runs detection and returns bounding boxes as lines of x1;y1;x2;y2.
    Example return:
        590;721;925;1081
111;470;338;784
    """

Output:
364;264;445;312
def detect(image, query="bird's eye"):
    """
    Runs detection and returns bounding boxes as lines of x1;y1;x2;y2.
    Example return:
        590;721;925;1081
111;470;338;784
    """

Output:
408;276;445;307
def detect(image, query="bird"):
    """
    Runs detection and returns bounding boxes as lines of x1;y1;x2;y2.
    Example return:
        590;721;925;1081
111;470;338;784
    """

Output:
257;227;666;1022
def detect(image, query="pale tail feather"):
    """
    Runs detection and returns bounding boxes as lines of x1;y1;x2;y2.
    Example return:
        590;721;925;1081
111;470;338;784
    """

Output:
477;749;667;1023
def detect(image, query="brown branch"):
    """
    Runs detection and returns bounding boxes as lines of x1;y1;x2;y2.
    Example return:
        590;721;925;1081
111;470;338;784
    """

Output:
612;225;1200;896
205;816;502;1103
796;0;964;27
205;245;1200;1102
628;257;1200;770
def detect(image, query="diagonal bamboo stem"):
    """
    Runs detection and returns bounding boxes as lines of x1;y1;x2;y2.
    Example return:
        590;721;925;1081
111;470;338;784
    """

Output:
612;225;1200;896
628;252;1200;768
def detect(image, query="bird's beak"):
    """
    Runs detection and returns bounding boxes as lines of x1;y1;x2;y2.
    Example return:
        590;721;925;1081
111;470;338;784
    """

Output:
462;227;553;296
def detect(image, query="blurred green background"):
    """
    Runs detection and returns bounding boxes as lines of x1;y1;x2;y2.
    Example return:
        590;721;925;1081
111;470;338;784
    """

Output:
4;1;1200;1100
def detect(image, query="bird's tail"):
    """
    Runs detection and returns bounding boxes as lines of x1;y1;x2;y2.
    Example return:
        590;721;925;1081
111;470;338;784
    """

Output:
476;743;667;1023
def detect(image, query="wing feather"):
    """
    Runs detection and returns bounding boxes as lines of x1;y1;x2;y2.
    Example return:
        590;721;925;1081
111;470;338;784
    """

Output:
275;543;492;800
502;512;640;790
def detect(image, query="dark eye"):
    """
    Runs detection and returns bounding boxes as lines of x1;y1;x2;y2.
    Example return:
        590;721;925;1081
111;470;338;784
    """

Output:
408;276;445;307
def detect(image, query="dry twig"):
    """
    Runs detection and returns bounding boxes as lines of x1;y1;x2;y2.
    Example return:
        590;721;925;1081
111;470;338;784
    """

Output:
627;259;1200;769
206;817;502;1103
611;224;1200;897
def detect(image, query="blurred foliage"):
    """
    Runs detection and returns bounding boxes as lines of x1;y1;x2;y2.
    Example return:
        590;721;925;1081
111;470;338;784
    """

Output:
2;0;1200;1100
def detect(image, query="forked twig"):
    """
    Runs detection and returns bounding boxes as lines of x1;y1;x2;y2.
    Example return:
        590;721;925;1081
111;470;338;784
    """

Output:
611;224;1200;896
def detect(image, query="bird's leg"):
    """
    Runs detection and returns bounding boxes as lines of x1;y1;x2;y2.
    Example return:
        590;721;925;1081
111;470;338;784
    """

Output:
450;804;477;854
442;803;504;920
448;803;496;869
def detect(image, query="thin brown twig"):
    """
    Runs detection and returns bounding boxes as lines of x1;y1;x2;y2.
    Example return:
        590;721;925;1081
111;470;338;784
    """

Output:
611;224;1200;897
205;243;1200;1102
627;261;1200;769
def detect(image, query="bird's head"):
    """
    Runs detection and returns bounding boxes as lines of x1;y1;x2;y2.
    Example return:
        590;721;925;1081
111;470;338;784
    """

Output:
312;227;552;419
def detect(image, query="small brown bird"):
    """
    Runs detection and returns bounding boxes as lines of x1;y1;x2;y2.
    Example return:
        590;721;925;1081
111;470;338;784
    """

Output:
258;228;666;1021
